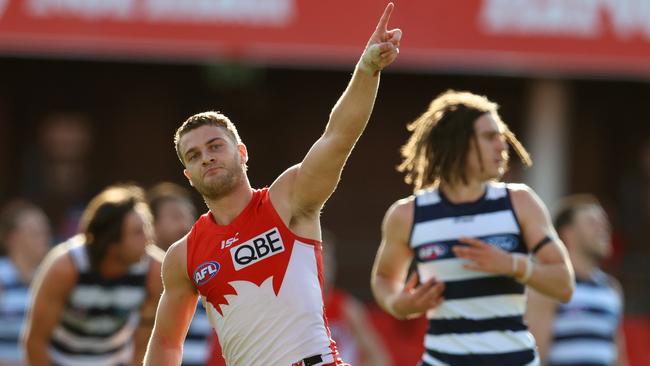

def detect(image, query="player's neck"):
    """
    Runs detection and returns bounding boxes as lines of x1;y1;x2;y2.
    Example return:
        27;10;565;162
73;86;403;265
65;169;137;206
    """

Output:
439;179;486;204
99;256;132;279
569;249;598;279
206;179;254;226
8;249;39;285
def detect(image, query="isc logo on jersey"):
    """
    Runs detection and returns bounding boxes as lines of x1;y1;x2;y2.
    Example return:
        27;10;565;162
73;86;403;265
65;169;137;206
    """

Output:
194;261;220;286
230;227;284;271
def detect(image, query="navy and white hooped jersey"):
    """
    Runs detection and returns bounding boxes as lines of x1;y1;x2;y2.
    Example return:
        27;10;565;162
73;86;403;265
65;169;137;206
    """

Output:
411;182;537;366
548;270;622;366
182;300;211;366
49;235;150;366
0;257;30;364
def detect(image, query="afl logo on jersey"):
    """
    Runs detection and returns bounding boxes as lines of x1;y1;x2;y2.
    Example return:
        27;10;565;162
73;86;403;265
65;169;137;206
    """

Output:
193;261;220;286
418;243;447;261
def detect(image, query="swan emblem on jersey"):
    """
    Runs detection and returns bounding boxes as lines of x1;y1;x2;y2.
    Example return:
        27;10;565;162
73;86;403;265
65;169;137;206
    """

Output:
206;227;291;316
193;261;220;286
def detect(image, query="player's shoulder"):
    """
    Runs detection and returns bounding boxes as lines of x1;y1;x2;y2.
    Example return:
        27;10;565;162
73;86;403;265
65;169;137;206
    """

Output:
603;272;624;297
45;236;81;275
388;195;415;216
507;183;545;209
504;182;533;195
34;236;80;288
383;195;415;228
162;235;189;272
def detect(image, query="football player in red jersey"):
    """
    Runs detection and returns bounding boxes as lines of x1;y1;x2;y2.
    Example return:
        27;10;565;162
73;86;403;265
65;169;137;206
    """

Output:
144;3;401;366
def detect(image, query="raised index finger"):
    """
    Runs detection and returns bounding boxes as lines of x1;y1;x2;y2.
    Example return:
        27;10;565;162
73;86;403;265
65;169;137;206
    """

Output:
375;2;394;31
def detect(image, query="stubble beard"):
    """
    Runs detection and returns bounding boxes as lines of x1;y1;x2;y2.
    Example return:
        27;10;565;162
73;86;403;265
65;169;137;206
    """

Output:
195;166;243;201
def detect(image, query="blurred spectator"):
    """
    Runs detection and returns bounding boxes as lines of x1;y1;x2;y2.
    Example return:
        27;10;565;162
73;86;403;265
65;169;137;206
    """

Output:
618;139;650;314
321;230;391;366
527;194;628;366
147;182;209;366
22;184;163;366
0;200;50;366
147;182;196;252
20;112;94;241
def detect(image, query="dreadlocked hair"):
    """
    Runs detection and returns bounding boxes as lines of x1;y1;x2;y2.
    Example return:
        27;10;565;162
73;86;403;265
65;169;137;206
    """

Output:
398;90;532;192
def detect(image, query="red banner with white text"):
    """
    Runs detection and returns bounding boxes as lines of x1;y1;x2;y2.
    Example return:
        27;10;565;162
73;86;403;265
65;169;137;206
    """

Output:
1;0;650;76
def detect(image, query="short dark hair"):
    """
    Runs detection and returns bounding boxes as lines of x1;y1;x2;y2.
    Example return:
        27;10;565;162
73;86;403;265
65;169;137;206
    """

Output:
174;111;242;166
78;184;151;270
398;90;532;191
553;194;602;233
146;182;193;221
0;200;45;256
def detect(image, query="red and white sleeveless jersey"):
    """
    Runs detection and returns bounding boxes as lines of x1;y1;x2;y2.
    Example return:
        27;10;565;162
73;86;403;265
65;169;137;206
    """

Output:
186;188;341;366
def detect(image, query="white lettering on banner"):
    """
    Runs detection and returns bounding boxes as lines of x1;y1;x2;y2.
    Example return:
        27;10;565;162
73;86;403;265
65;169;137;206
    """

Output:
28;0;135;20
604;0;650;39
480;0;650;40
143;0;294;26
0;0;8;20
25;0;294;26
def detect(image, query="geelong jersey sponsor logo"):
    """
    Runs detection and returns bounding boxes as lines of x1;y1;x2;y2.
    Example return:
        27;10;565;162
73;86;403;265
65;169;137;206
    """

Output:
418;243;447;261
230;227;284;271
483;234;518;251
193;261;220;286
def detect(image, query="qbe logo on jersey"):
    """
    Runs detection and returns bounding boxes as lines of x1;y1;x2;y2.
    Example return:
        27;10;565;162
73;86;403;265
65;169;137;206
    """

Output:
230;228;284;271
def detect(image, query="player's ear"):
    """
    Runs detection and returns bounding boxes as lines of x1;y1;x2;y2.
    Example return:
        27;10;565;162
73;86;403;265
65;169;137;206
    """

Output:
239;144;248;164
183;169;195;187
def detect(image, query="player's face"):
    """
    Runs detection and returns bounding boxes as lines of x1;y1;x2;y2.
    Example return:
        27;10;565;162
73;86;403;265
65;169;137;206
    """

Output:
466;113;509;181
117;210;151;265
12;210;50;264
154;199;196;251
180;125;247;200
573;204;612;261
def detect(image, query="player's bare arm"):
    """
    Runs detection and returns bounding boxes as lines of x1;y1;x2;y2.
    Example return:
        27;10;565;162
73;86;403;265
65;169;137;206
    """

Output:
453;184;574;302
22;246;76;366
144;237;199;366
609;276;629;366
270;3;402;238
131;246;163;366
524;288;558;366
371;198;445;320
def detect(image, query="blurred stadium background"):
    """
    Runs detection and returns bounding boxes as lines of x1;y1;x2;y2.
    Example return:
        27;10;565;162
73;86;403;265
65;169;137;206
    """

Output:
0;0;649;364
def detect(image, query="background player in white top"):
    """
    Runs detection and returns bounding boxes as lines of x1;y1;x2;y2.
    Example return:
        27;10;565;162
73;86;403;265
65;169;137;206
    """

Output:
371;90;574;365
526;194;628;366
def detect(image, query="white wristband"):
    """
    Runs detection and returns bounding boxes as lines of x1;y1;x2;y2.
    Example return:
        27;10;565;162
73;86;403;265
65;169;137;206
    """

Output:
518;256;534;284
357;44;382;75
